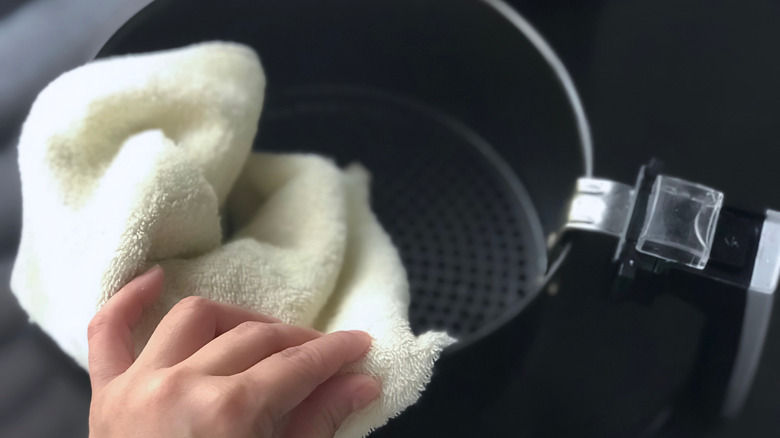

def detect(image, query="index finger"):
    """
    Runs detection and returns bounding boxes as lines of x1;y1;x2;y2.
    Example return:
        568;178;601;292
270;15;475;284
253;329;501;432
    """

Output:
87;265;164;391
241;330;373;419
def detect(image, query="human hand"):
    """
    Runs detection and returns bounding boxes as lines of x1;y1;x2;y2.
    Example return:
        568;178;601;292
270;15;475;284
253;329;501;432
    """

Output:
87;265;379;438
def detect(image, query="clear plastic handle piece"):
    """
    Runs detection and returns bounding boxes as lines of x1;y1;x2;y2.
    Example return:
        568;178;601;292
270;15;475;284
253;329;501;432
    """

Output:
636;175;724;269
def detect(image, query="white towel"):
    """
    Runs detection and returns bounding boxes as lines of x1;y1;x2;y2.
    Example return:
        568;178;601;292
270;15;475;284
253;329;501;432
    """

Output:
11;42;455;438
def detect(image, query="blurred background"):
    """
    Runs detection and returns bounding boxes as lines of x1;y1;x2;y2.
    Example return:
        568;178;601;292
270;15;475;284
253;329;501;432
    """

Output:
1;0;779;437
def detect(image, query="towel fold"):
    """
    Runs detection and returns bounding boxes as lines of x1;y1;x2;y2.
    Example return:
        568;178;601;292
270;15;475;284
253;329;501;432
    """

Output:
11;42;455;438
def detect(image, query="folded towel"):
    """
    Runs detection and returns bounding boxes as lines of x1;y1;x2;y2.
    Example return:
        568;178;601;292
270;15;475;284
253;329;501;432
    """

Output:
11;42;455;438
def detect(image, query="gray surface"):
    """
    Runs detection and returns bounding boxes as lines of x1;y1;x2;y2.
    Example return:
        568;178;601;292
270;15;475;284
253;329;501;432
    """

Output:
0;0;156;250
0;257;24;335
0;252;91;438
0;146;21;255
0;0;154;134
0;2;153;437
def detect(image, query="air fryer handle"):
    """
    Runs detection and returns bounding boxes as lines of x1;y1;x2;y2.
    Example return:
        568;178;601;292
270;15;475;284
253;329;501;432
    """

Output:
563;160;780;418
627;206;778;418
705;207;779;418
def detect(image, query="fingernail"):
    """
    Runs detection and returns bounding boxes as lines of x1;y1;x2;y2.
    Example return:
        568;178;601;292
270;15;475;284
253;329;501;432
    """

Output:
347;330;373;353
131;265;163;289
139;264;162;278
351;375;381;411
347;330;372;340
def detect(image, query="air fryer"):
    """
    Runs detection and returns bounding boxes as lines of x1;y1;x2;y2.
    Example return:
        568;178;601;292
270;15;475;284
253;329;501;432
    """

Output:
94;0;779;436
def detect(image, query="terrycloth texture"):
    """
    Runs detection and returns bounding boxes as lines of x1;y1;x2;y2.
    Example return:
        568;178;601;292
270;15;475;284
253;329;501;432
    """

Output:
11;42;455;438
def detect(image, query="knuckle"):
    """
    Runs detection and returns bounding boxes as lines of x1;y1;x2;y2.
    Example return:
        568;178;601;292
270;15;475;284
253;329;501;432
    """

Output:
139;370;184;406
253;401;279;437
233;321;279;347
87;314;108;342
196;385;255;432
233;320;267;336
315;405;343;437
279;344;324;370
214;386;251;418
173;295;212;317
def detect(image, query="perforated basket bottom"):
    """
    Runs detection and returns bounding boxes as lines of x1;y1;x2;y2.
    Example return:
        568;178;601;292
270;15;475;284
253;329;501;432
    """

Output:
255;87;543;345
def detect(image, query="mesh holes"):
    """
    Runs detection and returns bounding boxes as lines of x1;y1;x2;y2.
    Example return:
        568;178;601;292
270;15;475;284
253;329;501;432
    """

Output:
259;91;538;340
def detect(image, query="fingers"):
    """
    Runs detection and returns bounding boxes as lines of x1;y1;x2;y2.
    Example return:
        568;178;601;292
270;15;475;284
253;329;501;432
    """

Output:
137;296;281;369
242;330;373;419
87;265;165;391
280;373;380;438
185;322;322;375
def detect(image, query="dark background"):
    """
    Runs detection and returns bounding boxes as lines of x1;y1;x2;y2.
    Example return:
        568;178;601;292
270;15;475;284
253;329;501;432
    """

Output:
513;1;780;436
1;0;779;437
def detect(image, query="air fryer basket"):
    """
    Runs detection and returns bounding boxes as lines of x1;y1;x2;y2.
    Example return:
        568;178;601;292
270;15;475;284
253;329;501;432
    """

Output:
99;0;591;351
259;87;543;343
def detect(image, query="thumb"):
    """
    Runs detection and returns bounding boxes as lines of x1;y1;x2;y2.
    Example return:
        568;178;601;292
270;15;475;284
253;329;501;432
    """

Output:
280;373;380;438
